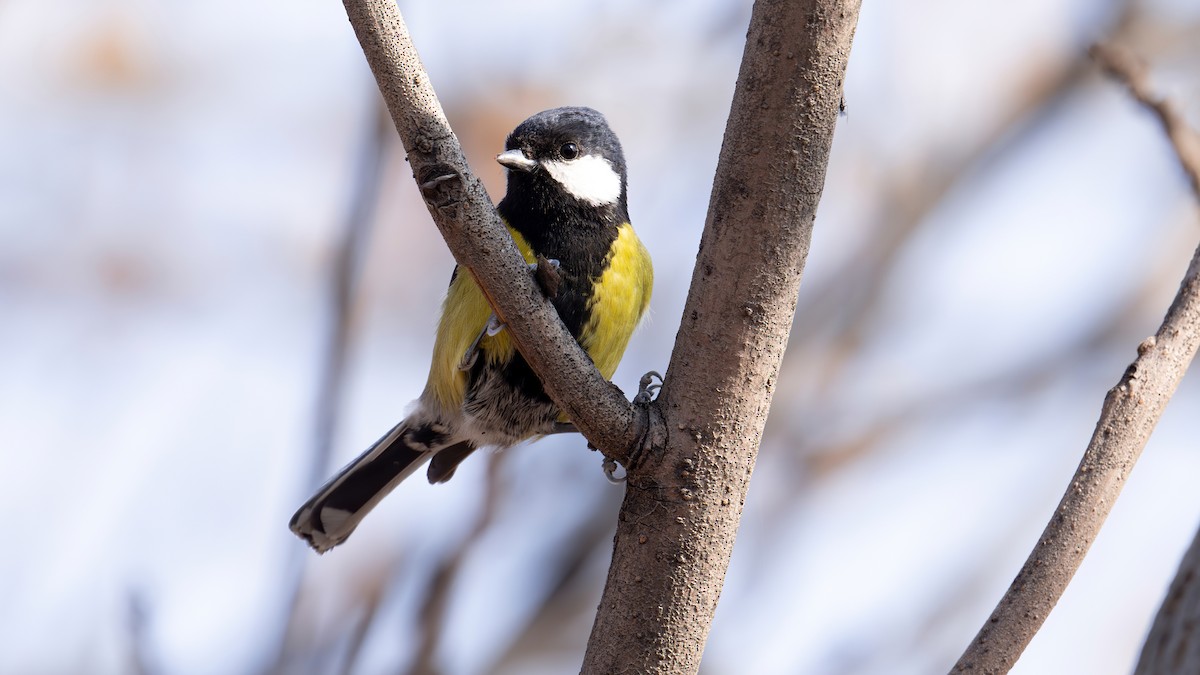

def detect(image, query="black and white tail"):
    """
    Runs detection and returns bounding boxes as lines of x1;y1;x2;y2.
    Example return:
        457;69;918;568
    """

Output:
289;421;470;553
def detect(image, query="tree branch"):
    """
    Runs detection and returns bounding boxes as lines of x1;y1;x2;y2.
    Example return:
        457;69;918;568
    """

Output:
581;0;862;672
407;454;508;675
272;95;389;675
1094;39;1200;675
339;0;644;464
952;42;1200;675
1091;42;1200;200
1135;524;1200;674
340;0;862;669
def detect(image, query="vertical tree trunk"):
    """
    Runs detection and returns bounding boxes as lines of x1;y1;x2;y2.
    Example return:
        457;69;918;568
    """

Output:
581;1;862;672
1136;523;1200;675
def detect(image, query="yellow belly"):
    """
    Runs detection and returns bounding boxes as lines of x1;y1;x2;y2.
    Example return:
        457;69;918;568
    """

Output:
425;222;652;414
579;223;653;378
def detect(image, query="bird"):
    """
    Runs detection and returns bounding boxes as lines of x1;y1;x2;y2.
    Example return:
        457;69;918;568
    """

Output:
289;106;653;553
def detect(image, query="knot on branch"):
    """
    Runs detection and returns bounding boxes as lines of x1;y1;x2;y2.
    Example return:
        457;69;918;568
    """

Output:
417;163;464;212
410;125;454;155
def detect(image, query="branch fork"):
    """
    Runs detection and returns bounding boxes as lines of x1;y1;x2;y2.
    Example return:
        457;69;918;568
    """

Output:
338;0;861;672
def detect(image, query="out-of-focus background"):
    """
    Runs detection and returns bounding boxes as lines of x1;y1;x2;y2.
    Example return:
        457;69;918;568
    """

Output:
4;0;1200;673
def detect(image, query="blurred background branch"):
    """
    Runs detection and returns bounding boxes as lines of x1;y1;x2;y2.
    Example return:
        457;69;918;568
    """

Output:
4;1;1200;674
1093;41;1200;196
272;98;390;674
953;40;1200;674
407;454;508;675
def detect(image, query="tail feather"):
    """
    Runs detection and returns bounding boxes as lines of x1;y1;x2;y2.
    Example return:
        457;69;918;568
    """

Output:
426;441;478;484
290;421;443;553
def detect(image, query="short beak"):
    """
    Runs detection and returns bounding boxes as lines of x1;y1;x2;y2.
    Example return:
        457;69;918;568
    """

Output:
496;149;538;172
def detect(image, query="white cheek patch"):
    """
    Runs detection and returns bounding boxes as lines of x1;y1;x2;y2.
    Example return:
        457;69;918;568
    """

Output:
541;155;622;206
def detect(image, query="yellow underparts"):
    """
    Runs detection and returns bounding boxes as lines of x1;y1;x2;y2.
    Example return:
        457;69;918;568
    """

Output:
426;222;653;414
580;224;654;379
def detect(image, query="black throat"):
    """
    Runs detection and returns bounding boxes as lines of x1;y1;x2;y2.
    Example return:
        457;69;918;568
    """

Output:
497;173;628;338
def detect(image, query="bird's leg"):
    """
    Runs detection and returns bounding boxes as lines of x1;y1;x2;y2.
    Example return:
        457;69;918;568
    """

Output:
632;370;663;405
627;371;664;469
458;260;561;371
533;255;562;298
602;456;627;484
457;314;505;372
600;370;665;482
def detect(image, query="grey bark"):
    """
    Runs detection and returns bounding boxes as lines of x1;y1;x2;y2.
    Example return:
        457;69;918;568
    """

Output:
581;0;861;672
952;241;1200;674
953;42;1200;675
1110;39;1200;675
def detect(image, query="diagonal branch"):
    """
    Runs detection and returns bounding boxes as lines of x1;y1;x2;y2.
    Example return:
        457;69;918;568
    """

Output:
1091;42;1200;199
338;0;645;465
1097;40;1200;675
952;42;1200;674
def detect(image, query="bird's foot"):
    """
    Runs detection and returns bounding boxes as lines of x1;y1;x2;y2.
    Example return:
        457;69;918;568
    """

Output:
533;256;561;298
602;455;627;484
599;370;666;483
633;370;663;405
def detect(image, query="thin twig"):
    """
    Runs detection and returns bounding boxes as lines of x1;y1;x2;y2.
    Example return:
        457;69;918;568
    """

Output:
1097;39;1200;675
1091;42;1200;198
952;43;1200;674
271;97;390;675
338;557;397;675
126;590;157;675
407;454;508;675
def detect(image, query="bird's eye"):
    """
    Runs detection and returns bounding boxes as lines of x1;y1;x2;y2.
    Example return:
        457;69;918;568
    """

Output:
559;142;579;160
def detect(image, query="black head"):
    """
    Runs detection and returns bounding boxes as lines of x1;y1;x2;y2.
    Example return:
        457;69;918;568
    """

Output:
496;107;628;216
